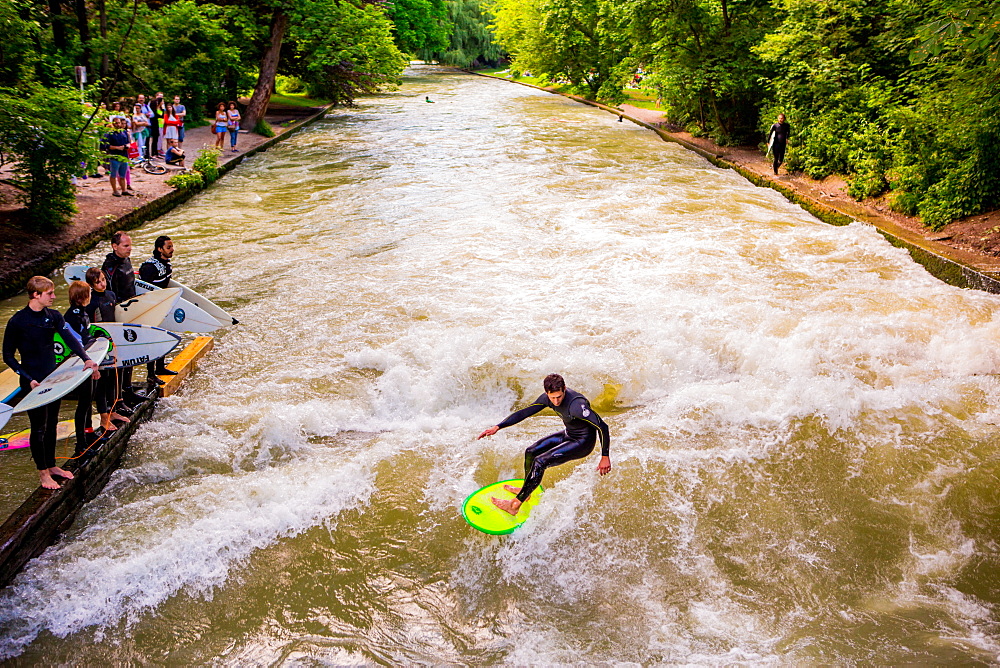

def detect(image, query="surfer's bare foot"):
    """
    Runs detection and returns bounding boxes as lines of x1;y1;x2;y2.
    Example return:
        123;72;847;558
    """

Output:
49;467;74;480
491;496;522;516
39;470;60;490
503;484;522;495
110;412;130;424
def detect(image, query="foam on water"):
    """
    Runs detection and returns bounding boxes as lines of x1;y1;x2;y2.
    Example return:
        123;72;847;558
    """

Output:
2;67;1000;663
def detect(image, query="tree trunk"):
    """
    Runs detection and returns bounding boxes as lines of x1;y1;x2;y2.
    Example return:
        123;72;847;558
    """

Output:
74;0;91;71
99;0;108;77
242;9;288;132
49;0;67;52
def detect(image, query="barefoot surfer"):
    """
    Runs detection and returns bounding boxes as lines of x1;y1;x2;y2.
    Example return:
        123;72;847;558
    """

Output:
2;276;99;490
477;374;611;515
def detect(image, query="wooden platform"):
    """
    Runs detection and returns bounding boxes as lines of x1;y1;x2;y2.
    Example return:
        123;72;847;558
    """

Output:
157;336;214;398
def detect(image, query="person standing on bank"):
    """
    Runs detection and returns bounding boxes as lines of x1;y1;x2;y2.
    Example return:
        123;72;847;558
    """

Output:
2;277;99;490
767;113;791;176
477;374;612;515
138;235;178;380
102;117;131;197
101;231;145;406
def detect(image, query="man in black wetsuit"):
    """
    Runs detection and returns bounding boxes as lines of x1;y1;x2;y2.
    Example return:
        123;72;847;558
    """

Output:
477;373;612;515
2;276;100;490
101;231;145;405
767;113;791;176
138;235;178;379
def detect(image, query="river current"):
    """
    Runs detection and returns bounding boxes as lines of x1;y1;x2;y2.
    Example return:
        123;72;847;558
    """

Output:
1;66;1000;663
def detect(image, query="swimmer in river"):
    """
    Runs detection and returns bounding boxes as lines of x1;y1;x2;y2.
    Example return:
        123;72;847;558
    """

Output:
477;373;611;515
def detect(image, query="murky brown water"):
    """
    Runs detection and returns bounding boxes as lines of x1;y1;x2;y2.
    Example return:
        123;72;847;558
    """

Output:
1;66;1000;664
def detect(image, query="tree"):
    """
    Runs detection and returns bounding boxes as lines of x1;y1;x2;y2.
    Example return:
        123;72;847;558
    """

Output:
630;0;770;143
285;0;406;104
437;0;503;67
388;0;450;59
0;84;103;227
490;0;632;102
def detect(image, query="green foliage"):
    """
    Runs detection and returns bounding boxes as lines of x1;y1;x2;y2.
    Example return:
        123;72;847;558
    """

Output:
0;0;40;85
0;84;103;228
253;118;276;137
276;75;306;95
165;171;204;190
388;0;451;59
192;147;221;184
288;0;407;105
631;0;771;144
438;0;503;67
490;0;632;102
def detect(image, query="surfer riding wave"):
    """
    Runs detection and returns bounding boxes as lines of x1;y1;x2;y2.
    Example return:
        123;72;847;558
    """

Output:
478;374;611;515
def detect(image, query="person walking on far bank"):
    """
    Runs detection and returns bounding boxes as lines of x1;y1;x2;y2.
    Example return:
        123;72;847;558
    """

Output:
214;102;228;150
226;101;241;152
767;113;791;176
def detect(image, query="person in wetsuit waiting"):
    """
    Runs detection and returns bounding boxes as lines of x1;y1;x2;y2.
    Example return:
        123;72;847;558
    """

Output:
477;373;612;515
138;235;178;380
101;231;145;405
2;276;100;489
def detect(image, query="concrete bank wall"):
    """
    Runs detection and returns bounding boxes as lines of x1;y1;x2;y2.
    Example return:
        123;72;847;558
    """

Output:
469;72;1000;295
0;104;336;301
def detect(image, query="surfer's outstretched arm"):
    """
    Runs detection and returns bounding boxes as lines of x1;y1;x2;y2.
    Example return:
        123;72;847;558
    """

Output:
477;401;547;439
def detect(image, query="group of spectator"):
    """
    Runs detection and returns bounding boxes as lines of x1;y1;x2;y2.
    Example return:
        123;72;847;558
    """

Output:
93;94;243;197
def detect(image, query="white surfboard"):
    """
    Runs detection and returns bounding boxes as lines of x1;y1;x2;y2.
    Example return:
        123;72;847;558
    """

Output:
13;339;110;413
54;323;182;369
166;278;238;326
0;369;20;405
116;288;183;327
63;264;91;285
0;403;11;432
64;264;235;328
133;278;222;333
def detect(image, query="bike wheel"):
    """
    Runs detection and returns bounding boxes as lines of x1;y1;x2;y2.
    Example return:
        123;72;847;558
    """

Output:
143;161;167;175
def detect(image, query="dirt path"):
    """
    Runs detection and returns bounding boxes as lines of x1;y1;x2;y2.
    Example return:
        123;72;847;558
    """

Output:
618;103;1000;276
0;105;325;298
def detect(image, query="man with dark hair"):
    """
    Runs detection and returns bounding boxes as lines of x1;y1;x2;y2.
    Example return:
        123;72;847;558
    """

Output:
139;236;173;288
138;236;177;378
101;231;145;406
478;373;612;515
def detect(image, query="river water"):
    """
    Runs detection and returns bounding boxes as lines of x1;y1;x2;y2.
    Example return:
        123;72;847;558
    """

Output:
1;66;1000;663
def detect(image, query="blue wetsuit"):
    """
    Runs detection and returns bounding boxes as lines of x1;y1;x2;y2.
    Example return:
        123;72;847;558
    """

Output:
496;388;610;502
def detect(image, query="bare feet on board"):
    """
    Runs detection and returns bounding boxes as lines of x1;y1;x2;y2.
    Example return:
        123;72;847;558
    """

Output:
491;496;522;516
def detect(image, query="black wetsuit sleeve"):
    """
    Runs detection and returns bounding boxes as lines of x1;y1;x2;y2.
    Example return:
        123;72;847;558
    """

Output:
2;318;29;382
138;260;156;284
570;398;611;457
496;398;547;429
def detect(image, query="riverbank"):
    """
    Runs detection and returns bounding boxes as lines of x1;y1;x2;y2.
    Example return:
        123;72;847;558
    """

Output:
472;71;1000;293
0;102;333;300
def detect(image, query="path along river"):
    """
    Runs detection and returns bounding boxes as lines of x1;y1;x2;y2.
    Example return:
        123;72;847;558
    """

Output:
2;66;1000;663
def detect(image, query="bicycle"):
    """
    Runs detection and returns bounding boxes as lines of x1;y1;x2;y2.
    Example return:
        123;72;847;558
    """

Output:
130;155;166;175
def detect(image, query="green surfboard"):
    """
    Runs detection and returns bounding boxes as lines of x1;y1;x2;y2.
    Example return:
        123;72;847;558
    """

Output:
462;479;544;535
